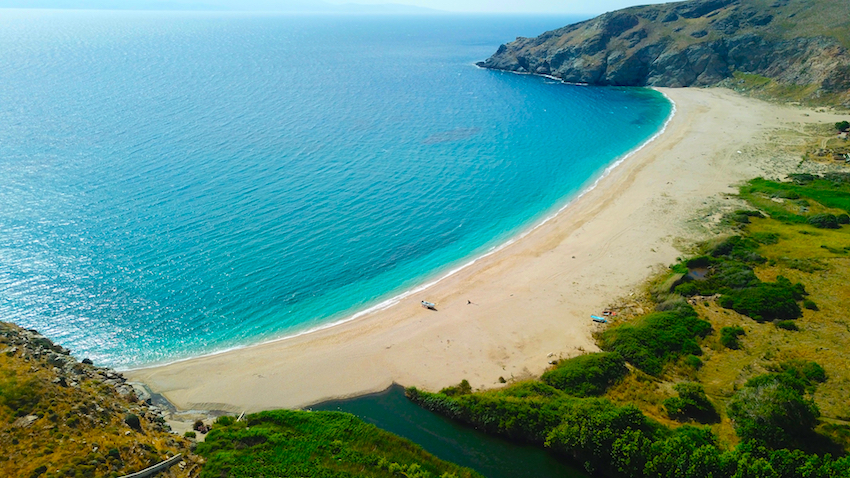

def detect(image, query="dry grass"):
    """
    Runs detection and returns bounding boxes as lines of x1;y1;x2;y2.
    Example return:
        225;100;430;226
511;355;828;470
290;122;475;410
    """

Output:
600;213;850;451
0;324;201;478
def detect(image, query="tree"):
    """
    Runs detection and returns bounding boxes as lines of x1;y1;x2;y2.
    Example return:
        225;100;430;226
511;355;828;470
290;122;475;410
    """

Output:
727;377;820;449
835;120;850;133
664;383;719;423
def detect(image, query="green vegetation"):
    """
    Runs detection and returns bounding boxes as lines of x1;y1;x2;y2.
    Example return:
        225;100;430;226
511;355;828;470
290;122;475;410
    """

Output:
775;320;799;331
439;379;472;397
720;326;746;349
541;352;627;396
662;383;719;423
597;305;710;375
408;380;850;477
0;323;196;478
837;121;850;133
407;171;850;477
728;371;821;449
196;409;480;478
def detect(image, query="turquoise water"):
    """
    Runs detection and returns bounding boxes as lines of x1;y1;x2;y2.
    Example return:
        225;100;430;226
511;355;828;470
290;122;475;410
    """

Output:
313;384;589;478
0;10;672;368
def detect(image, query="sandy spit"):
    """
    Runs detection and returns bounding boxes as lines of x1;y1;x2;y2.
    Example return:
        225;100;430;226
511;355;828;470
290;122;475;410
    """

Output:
127;88;847;413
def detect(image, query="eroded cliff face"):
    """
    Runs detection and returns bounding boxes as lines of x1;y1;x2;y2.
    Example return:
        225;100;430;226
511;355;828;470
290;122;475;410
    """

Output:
478;0;850;103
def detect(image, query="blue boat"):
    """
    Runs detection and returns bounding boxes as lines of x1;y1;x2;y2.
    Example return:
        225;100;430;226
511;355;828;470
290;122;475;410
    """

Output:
591;315;607;323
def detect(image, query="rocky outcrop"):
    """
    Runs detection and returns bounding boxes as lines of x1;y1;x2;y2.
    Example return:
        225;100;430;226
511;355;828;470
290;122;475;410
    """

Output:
477;0;850;103
0;322;200;478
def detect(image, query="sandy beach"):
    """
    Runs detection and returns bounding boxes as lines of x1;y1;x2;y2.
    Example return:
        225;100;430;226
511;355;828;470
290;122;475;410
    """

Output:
127;87;847;413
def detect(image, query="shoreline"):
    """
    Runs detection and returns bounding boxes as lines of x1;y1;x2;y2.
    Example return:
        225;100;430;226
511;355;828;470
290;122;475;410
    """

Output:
126;88;676;374
127;87;846;413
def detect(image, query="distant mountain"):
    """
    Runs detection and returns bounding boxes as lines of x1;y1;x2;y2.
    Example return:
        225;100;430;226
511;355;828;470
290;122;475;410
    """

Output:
0;0;439;14
477;0;850;104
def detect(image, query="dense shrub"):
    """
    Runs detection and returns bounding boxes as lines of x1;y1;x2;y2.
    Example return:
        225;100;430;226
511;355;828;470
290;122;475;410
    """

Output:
728;376;820;449
541;353;628;396
674;282;699;297
684;355;703;369
720;326;745;349
776;359;827;390
214;415;235;427
709;262;760;290
124;413;141;431
710;236;765;263
598;305;711;375
198;409;480;478
685;256;711;268
803;299;818;310
719;279;803;321
775;320;799;331
410;381;850;478
663;383;719;423
751;232;781;245
0;374;42;416
807;214;840;229
440;379;472;397
839;214;850;224
836;120;850;132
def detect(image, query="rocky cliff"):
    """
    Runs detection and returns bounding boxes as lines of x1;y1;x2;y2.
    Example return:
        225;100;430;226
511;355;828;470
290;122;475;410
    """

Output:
0;322;200;478
478;0;850;104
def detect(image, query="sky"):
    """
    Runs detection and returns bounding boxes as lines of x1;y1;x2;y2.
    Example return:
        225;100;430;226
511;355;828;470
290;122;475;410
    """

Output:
0;0;674;15
327;0;671;14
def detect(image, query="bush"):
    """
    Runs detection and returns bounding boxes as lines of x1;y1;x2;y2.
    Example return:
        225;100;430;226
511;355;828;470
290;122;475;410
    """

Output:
836;120;850;132
674;282;699;297
710;236;764;263
598;306;711;375
777;359;827;389
838;214;850;225
663;383;719;423
124;413;141;431
214;415;236;427
29;465;47;478
728;375;820;449
751;232;780;245
684;355;703;369
775;320;799;331
685;256;711;269
440;379;472;397
720;326;745;349
807;214;840;229
184;431;196;438
0;375;42;416
541;353;628;396
803;299;818;310
719;281;802;322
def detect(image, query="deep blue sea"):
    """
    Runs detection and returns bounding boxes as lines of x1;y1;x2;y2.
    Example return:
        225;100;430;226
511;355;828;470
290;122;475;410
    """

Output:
0;10;672;368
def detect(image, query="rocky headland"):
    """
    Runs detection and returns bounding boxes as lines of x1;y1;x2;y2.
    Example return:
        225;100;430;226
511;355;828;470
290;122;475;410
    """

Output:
0;322;200;478
477;0;850;105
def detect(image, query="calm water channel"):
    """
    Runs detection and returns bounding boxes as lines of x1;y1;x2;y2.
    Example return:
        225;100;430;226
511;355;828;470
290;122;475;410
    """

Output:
311;384;590;478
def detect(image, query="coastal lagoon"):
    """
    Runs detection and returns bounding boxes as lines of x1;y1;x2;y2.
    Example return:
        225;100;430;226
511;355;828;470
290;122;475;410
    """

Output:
0;10;671;368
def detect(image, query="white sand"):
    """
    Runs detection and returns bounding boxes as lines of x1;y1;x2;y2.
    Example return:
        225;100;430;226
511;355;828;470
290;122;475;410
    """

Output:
127;88;847;412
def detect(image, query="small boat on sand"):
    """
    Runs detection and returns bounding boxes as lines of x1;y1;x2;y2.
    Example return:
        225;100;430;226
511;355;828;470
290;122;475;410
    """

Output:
591;315;607;323
421;301;437;310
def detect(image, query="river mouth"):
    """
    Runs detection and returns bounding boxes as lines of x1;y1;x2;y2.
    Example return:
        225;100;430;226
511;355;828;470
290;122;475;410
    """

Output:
310;384;589;478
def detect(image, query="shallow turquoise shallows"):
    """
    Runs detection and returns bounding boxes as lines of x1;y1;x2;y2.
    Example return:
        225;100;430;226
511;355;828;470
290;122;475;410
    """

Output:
0;10;672;368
